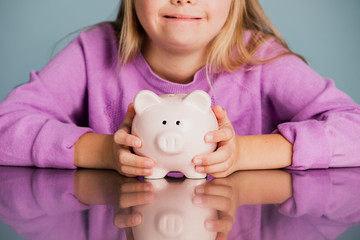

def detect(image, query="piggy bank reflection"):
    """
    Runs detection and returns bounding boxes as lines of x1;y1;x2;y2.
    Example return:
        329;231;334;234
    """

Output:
131;90;218;179
132;179;217;240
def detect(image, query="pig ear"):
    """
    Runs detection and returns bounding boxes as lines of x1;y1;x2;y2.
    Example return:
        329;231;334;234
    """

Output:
134;90;162;114
183;90;212;112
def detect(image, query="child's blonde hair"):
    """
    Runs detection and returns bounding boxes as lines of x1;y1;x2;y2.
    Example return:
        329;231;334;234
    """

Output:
113;0;303;73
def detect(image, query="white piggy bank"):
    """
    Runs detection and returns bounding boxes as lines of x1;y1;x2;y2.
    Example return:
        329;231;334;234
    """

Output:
131;90;218;179
132;179;217;240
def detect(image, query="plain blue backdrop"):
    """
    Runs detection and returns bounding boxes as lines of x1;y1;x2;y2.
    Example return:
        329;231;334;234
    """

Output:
0;1;360;239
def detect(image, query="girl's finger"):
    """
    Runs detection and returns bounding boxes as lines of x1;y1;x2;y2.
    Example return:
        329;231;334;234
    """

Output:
114;212;142;228
118;150;155;168
193;145;230;166
195;160;232;175
114;128;142;147
122;103;136;128
114;103;140;147
212;105;232;127
118;165;153;177
215;232;228;240
210;171;234;178
205;126;233;143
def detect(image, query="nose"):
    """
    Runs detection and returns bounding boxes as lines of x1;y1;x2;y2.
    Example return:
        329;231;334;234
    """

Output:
156;132;184;154
171;0;196;5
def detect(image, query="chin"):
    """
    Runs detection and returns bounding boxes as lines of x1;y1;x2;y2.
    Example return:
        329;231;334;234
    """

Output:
165;39;207;54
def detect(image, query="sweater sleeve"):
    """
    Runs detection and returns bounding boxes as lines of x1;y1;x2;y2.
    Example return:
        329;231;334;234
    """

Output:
279;169;360;224
0;33;93;168
261;54;360;169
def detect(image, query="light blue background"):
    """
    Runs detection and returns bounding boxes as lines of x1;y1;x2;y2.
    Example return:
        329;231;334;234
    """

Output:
0;0;120;101
261;0;360;104
0;0;359;103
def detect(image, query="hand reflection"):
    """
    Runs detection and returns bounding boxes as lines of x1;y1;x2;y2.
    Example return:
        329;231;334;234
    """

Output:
193;178;236;240
193;170;292;240
75;169;292;240
74;169;155;229
113;180;155;228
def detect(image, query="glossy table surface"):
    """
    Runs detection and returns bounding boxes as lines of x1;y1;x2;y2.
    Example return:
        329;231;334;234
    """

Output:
0;166;360;240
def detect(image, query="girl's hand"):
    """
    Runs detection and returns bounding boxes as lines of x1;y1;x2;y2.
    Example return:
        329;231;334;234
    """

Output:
113;103;155;177
193;106;239;178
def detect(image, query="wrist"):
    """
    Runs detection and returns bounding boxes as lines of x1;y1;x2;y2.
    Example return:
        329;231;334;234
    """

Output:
74;133;115;170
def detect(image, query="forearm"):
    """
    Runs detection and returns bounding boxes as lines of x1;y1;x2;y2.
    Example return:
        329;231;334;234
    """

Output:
234;170;292;205
236;134;293;170
74;133;114;170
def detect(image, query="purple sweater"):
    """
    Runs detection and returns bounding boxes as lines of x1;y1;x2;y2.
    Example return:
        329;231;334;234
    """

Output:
0;23;360;170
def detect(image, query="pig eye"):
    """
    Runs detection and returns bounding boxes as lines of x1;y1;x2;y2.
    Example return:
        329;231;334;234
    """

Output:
176;121;181;126
162;120;167;125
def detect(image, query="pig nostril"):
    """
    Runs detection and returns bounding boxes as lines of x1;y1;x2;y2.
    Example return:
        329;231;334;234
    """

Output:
162;120;167;125
157;133;184;154
176;121;181;126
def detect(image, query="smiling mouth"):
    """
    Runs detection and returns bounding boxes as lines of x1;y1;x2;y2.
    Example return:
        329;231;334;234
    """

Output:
164;15;203;20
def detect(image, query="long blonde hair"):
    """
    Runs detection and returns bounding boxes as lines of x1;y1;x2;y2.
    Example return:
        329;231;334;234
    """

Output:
112;0;304;73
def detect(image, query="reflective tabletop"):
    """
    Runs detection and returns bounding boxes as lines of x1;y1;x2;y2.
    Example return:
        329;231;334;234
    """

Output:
1;166;360;240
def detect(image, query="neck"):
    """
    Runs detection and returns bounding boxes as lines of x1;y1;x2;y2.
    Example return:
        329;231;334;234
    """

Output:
142;42;207;84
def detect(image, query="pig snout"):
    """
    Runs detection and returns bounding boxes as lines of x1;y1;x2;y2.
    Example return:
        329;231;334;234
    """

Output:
156;132;184;154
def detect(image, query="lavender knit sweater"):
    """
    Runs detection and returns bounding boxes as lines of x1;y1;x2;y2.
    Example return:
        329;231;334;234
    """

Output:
0;23;359;170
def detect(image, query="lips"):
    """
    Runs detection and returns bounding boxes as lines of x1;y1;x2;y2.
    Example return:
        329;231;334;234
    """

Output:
163;14;203;20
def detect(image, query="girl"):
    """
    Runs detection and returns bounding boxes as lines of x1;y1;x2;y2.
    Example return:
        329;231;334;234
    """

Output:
0;0;360;178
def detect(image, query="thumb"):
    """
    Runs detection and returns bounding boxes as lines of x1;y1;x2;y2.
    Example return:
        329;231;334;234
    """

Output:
113;103;139;145
122;103;136;127
213;105;232;127
115;103;136;136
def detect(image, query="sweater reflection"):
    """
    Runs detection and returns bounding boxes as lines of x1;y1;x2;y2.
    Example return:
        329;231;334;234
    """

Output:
0;166;359;239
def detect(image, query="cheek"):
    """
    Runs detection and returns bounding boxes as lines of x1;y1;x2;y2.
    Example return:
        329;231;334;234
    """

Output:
134;1;158;30
206;1;232;28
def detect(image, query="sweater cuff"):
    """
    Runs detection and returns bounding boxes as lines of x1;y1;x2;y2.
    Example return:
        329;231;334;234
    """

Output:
277;120;332;170
32;120;93;169
279;170;332;217
32;169;88;214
